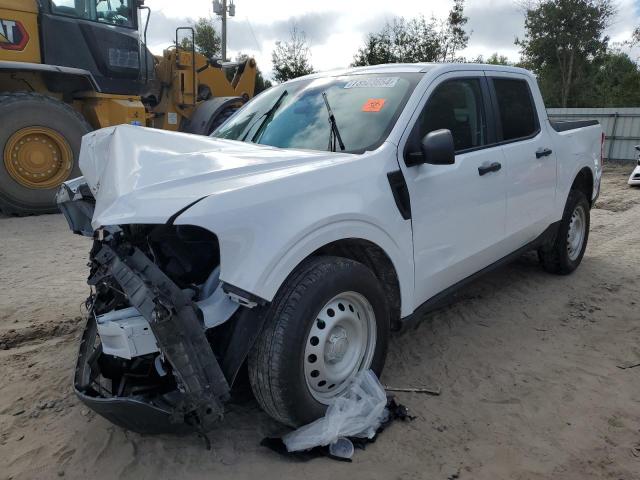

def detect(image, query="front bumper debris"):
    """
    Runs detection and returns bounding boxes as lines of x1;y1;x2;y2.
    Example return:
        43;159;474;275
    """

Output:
75;316;196;434
76;243;230;433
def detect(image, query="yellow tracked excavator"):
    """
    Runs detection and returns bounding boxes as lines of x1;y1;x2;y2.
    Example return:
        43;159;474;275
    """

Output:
0;0;256;215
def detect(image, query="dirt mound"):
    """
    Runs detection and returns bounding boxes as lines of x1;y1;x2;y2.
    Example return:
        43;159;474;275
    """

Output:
0;317;83;350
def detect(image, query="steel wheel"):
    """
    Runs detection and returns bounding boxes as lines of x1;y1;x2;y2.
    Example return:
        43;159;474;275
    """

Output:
567;204;586;261
304;291;377;404
4;126;74;190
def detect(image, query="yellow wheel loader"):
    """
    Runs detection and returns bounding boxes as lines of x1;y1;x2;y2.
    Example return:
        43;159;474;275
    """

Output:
0;0;257;215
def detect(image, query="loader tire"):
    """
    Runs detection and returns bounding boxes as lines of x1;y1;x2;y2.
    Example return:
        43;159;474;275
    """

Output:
0;92;92;216
248;256;390;427
207;106;238;135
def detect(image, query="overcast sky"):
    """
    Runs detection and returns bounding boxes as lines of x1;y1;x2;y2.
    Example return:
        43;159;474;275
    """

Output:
144;0;640;80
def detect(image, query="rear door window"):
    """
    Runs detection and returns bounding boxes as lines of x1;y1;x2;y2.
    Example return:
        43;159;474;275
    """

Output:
491;78;539;142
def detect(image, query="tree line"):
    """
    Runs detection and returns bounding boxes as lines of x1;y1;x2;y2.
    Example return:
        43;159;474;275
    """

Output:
186;0;640;108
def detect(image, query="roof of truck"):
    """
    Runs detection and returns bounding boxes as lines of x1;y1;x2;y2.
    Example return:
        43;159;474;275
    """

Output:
289;63;532;83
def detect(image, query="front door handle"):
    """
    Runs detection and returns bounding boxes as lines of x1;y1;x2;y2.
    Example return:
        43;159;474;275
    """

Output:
478;162;502;176
536;147;553;158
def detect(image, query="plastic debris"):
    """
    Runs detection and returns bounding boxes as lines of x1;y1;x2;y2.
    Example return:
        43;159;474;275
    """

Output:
283;370;388;453
329;437;355;459
260;395;415;462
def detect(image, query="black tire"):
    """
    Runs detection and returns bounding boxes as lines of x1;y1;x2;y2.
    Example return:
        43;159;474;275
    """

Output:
538;189;591;275
207;106;238;135
0;92;92;216
248;256;390;427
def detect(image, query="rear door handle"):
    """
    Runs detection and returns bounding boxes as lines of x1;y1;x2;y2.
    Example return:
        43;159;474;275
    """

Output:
478;162;502;176
536;147;553;158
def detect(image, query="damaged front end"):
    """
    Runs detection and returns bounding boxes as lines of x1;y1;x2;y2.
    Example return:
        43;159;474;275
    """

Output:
58;178;265;434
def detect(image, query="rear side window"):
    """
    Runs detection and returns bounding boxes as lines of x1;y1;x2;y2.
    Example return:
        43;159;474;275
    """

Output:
492;78;538;141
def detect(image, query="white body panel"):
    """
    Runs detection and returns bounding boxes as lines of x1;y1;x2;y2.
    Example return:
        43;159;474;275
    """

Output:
396;70;508;301
492;71;558;249
629;163;640;185
77;63;603;319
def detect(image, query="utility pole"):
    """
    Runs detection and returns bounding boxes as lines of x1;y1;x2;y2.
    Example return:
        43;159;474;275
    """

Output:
221;0;227;61
213;0;235;61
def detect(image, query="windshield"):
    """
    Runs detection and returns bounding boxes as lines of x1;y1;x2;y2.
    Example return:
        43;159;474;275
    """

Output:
212;73;422;153
50;0;135;28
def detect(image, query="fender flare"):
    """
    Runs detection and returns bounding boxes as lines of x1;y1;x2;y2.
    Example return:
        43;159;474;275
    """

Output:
0;61;99;93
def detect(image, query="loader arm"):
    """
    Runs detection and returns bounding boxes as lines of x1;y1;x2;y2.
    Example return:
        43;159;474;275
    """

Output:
195;56;257;100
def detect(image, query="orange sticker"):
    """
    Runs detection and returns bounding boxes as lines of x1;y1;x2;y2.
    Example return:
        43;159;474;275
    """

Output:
362;98;385;112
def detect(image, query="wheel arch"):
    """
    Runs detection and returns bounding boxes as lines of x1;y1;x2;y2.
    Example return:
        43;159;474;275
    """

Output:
311;239;403;330
571;167;595;206
241;220;414;322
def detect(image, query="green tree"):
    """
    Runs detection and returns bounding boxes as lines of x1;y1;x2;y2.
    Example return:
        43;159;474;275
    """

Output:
352;1;469;66
439;0;469;62
585;52;640;107
352;16;441;66
516;0;615;107
472;53;511;65
486;53;511;65
271;26;314;83
180;17;221;59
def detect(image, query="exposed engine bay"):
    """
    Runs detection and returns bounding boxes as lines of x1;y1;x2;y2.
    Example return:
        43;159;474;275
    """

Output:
58;179;266;434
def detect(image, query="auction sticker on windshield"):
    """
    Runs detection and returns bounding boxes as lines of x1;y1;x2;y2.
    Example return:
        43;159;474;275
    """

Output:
362;99;386;112
344;77;399;89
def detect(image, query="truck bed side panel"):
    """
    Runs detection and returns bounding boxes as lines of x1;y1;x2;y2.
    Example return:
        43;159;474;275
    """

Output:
549;123;602;217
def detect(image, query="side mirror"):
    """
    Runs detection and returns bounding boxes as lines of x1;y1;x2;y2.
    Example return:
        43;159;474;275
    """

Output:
406;129;455;166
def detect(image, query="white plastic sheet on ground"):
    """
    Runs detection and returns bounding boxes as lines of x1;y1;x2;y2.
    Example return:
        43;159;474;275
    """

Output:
283;370;388;453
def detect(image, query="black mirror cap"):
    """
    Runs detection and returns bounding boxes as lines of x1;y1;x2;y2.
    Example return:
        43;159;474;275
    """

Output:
421;129;455;165
405;129;456;167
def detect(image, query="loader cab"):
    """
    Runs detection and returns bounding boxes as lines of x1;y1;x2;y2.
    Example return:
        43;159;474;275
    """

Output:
38;0;151;95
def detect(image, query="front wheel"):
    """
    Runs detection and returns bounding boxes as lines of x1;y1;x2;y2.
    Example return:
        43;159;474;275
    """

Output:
248;256;390;427
538;189;591;275
0;93;91;215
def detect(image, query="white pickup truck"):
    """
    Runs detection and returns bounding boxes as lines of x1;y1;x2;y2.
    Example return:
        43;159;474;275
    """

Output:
58;63;603;434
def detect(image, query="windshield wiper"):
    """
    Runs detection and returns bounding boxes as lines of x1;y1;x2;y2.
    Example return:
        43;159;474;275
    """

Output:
322;92;345;152
248;90;288;143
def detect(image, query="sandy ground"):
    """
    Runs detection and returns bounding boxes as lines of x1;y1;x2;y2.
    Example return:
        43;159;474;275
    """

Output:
0;164;639;480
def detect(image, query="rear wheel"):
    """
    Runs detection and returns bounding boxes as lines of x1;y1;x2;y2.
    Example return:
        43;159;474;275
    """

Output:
538;189;591;275
0;93;91;215
248;256;390;427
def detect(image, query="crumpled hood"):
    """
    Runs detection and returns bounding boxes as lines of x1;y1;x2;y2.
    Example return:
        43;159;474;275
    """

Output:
81;125;353;229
